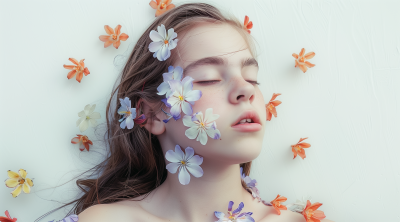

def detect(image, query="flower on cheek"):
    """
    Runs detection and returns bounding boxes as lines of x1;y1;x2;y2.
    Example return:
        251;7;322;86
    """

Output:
149;0;175;17
148;24;178;61
265;93;281;121
183;108;221;145
157;65;183;98
99;25;129;49
292;48;315;73
76;104;101;132
270;194;288;215
63;58;90;83
302;200;326;222
166;76;202;120
291;137;311;159
0;210;17;222
214;201;255;222
165;145;203;185
5;169;34;198
71;134;93;151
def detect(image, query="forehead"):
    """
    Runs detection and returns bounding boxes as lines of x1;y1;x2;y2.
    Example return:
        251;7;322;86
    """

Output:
174;22;252;68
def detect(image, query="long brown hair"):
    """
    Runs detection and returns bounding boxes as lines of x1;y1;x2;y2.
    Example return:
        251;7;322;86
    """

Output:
38;3;258;220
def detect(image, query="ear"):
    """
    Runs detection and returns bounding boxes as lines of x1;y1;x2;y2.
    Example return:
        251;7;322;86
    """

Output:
140;99;166;135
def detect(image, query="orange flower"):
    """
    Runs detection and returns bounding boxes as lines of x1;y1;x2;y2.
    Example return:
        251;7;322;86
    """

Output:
0;210;17;222
302;200;326;222
291;137;311;159
99;25;129;49
292;48;315;73
149;0;175;17
63;58;90;83
270;194;287;215
265;93;281;121
71;134;93;151
243;15;253;34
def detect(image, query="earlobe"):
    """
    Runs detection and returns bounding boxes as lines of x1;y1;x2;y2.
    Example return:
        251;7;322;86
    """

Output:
141;100;166;135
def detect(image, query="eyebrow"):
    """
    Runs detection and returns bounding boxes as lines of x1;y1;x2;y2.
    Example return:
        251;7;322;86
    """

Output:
182;56;259;75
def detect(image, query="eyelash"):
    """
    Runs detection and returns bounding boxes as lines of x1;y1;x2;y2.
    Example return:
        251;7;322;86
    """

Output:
196;80;260;85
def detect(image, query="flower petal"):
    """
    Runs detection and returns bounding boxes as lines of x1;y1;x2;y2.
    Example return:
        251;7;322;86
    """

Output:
198;130;208;145
185;90;202;102
7;170;20;179
150;30;164;42
299;48;305;57
181;101;193;116
228;201;234;211
157;24;167;39
115;25;121;36
214;211;225;219
304;52;315;60
125;116;134;129
185;127;199;140
119;33;129;41
175;144;185;159
166;162;180;174
5;178;19;188
120;119;127;129
165;149;181;162
22;182;31;193
19;169;27;179
69;58;79;65
104;40;113;48
76;72;83;83
11;185;22;198
183;115;197;127
67;70;76;79
63;65;75;70
157;81;170;95
178;167;190;185
232;202;244;215
90;112;101;119
113;40;121;49
99;35;110;42
204;108;219;123
184;147;194;160
104;25;114;35
169;102;182;119
167;28;177;41
89;118;98;127
186;164;203;178
79;120;89;132
188;155;203;165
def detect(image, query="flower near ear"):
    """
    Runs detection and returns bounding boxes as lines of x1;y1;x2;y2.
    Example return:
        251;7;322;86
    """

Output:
270;194;288;215
183;108;221;145
302;200;326;222
166;76;202;120
157;65;183;98
165;145;203;185
291;137;311;159
5;169;34;198
99;25;129;49
265;93;281;121
76;104;101;132
0;210;17;222
243;15;253;34
240;167;261;202
63;58;90;83
71;134;93;151
149;24;178;61
214;201;255;222
292;48;315;73
118;97;147;129
149;0;175;17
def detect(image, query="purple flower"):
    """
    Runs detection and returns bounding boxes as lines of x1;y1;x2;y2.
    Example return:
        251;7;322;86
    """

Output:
48;214;79;222
240;167;261;201
214;201;254;222
165;145;204;185
157;65;183;98
117;97;136;129
166;76;202;120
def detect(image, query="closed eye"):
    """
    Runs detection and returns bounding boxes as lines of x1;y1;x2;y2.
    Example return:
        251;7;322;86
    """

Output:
196;80;260;85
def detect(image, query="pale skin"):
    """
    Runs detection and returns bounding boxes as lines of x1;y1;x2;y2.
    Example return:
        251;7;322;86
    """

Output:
78;23;334;222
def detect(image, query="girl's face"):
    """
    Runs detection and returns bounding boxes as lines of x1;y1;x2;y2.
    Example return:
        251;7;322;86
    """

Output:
162;22;266;164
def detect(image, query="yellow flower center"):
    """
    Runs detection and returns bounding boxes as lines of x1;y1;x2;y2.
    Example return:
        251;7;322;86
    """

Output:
180;160;186;165
178;95;184;101
200;122;205;127
267;103;274;110
82;136;88;143
164;39;169;44
305;209;314;219
160;3;166;9
228;212;234;219
112;34;117;40
295;145;301;151
19;179;25;185
299;57;305;63
86;116;90;119
75;65;83;72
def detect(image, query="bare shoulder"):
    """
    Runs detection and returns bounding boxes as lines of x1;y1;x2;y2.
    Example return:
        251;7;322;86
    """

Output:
78;201;157;222
259;208;334;222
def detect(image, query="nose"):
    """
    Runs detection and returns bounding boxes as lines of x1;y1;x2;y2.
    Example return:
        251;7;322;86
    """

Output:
228;77;255;104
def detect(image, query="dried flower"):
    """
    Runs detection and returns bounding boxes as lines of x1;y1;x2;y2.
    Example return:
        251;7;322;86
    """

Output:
302;200;326;222
71;134;93;151
76;104;101;132
0;210;17;222
63;58;90;83
243;15;253;34
5;169;33;198
292;48;315;73
149;0;175;17
292;137;311;159
99;25;129;49
270;194;288;215
265;93;281;121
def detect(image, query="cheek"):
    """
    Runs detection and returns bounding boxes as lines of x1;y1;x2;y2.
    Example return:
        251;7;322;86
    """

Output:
191;86;225;113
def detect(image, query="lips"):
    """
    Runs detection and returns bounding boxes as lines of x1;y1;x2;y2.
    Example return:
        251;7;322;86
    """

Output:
231;110;262;132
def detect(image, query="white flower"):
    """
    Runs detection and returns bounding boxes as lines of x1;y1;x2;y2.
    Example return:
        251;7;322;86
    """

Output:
165;145;203;185
76;104;101;132
157;65;183;98
148;24;178;61
117;97;136;129
287;196;312;213
183;108;221;145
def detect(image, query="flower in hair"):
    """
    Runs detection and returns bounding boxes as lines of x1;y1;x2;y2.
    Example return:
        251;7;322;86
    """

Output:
291;137;311;159
287;196;312;213
63;58;90;83
157;65;183;98
240;167;261;202
265;93;281;121
118;97;147;129
71;134;93;151
149;0;175;17
149;24;178;61
270;194;288;215
183;108;221;145
5;169;33;198
165;76;202;120
302;200;326;222
243;15;253;34
214;201;254;222
165;145;203;185
99;25;129;49
76;104;101;132
0;210;17;222
292;48;315;73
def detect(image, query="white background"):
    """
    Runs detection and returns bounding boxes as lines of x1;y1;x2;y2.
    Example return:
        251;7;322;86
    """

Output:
1;0;400;221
